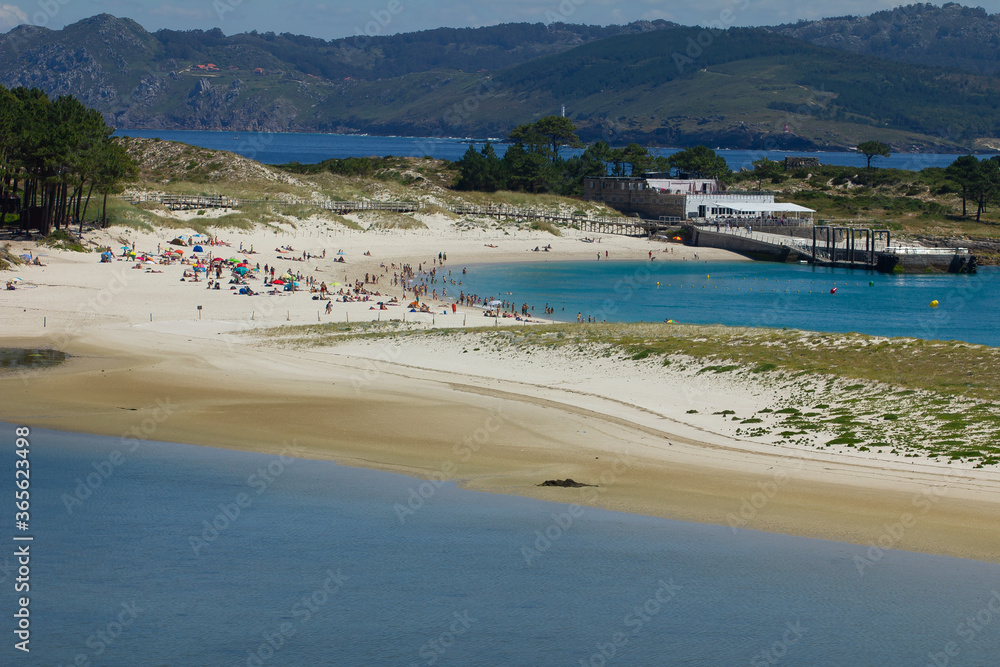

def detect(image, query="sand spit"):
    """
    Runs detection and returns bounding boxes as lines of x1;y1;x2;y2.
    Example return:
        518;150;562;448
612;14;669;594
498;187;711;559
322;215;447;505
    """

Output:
2;216;998;564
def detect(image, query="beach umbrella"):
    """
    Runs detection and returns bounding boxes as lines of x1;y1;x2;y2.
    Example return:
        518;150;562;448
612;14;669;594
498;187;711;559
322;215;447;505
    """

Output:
234;266;249;275
272;279;285;285
193;245;205;253
11;277;22;282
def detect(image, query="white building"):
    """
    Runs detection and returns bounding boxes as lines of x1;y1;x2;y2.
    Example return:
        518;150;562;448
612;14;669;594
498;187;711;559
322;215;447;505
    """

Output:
584;176;814;221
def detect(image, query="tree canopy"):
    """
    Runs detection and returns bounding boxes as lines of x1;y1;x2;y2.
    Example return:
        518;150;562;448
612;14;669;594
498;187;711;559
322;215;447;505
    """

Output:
456;117;690;195
750;157;784;189
530;116;582;163
666;146;731;180
0;85;137;234
857;140;891;169
945;154;1000;222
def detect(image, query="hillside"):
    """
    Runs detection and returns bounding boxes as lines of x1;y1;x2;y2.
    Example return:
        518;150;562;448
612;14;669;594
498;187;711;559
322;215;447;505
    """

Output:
3;11;1000;150
107;137;618;233
326;26;1000;150
0;15;671;132
770;3;1000;76
113;139;1000;251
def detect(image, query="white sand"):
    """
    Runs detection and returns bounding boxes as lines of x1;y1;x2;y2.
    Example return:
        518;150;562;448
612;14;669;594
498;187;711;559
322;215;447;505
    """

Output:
3;215;1000;563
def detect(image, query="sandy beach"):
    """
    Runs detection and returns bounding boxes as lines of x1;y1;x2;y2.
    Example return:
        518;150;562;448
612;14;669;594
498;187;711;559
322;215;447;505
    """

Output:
2;215;999;564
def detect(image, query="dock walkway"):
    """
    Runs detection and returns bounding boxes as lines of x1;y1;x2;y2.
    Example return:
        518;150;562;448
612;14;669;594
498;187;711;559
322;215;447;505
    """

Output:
690;224;975;273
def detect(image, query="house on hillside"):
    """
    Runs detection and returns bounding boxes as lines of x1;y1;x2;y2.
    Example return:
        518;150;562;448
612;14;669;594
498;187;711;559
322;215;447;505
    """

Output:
582;175;814;221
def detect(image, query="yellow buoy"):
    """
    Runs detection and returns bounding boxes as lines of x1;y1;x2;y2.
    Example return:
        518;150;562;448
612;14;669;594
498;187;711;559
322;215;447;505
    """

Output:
930;300;939;308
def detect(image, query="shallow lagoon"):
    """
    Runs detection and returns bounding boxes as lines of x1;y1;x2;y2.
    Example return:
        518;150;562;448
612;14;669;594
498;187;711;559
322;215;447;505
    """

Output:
456;261;1000;347
1;426;998;665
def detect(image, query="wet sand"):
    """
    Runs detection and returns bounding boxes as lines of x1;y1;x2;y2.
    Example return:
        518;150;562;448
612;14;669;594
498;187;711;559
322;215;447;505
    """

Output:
3;324;998;565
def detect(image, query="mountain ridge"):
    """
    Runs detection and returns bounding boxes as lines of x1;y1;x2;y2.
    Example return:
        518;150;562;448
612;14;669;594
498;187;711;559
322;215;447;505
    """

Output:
2;9;999;151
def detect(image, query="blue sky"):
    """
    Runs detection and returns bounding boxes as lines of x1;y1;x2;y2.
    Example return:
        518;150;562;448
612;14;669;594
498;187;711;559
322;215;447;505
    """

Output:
0;0;997;37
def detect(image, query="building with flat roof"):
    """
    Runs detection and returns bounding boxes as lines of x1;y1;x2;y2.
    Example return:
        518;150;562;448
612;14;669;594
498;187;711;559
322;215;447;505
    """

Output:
582;176;814;221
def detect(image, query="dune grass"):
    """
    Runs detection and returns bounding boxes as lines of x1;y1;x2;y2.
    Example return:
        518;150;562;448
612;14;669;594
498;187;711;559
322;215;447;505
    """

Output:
253;321;1000;465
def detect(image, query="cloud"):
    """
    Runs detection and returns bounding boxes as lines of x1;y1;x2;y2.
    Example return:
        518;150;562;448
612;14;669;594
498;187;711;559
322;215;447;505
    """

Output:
0;3;28;30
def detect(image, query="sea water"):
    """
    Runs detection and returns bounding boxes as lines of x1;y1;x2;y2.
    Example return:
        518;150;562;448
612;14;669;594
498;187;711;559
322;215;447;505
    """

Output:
111;130;991;170
455;261;1000;347
1;425;998;666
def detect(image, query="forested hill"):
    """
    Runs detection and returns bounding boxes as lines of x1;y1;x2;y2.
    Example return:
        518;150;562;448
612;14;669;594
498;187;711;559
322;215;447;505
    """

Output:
486;26;1000;149
0;14;673;96
0;13;673;134
770;3;1000;75
2;10;1000;151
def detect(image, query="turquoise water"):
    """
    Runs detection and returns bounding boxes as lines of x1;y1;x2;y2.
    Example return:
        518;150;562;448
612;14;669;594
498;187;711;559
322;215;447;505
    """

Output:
455;261;1000;346
112;130;989;170
2;425;999;665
